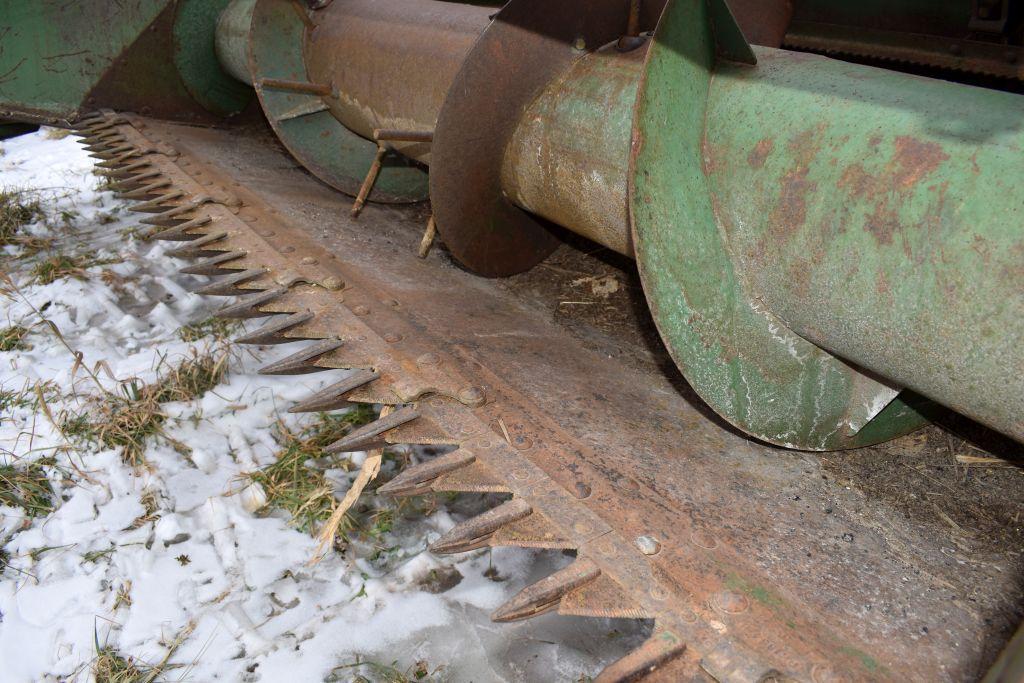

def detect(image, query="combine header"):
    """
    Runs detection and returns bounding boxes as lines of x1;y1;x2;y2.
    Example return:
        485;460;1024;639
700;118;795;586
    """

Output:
1;0;1022;679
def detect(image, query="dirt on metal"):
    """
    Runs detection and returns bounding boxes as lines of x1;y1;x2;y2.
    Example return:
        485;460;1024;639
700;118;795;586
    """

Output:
76;112;1024;682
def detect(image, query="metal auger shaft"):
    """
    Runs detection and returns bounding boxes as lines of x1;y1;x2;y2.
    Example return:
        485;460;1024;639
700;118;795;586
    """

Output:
216;0;1023;448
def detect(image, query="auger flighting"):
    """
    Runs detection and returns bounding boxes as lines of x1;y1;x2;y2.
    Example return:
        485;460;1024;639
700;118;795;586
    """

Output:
213;0;1024;450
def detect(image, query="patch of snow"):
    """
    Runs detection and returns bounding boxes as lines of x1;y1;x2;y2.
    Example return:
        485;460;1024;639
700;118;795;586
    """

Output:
0;129;646;681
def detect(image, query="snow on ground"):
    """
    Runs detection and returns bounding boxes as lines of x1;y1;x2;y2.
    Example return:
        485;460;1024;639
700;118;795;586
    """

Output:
0;131;646;682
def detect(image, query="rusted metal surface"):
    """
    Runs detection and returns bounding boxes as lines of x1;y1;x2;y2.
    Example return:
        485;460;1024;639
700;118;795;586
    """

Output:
303;0;490;165
77;112;1024;681
248;0;429;202
0;0;250;126
430;0;660;277
501;40;647;257
700;48;1024;444
784;0;1023;82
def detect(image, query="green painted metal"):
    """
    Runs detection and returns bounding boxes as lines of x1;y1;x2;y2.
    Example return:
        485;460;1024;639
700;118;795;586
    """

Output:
630;0;932;450
248;0;429;203
0;0;249;125
631;0;1023;449
216;0;258;85
173;0;253;116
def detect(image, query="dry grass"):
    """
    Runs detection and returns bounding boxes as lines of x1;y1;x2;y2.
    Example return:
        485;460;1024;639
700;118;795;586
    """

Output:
248;406;377;535
0;325;31;352
63;349;230;465
0;460;54;517
328;657;446;683
32;251;118;285
92;624;191;683
0;188;44;247
177;318;241;344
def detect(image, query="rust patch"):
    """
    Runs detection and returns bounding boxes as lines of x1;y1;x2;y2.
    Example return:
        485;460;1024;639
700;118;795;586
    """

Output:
875;271;891;297
837;163;871;199
865;205;898;246
747;138;774;169
891;136;949;190
766;127;824;242
771;168;817;240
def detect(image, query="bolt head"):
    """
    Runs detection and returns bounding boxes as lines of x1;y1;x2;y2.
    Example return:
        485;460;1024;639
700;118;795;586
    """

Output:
458;386;485;406
635;535;661;555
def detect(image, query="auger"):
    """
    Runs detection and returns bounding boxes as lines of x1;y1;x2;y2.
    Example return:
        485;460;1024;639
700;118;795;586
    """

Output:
224;0;1023;451
2;0;1023;679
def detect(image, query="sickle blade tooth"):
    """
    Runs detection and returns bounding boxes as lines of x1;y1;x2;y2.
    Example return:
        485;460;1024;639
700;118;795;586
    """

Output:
97;160;151;179
179;251;247;276
381;413;454;446
324;405;420;453
129;191;186;213
428;498;533;555
259;338;344;375
234;310;314;344
377;448;477;497
84;137;126;152
151;216;214;242
594;630;687;683
109;171;162;192
193;268;268;296
558;573;649;620
288;369;381;413
91;144;135;160
490;510;572;549
430;460;510;494
139;198;208;226
119;179;171;199
165;231;228;258
492;557;601;623
80;131;121;145
96;153;138;169
216;286;289;319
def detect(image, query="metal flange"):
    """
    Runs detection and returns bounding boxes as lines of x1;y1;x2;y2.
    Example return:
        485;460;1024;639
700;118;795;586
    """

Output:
247;0;428;203
430;0;650;277
629;0;941;450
